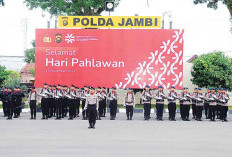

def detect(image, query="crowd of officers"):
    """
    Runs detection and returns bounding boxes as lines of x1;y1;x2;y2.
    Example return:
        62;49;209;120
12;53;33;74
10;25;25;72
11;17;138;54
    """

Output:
0;83;230;128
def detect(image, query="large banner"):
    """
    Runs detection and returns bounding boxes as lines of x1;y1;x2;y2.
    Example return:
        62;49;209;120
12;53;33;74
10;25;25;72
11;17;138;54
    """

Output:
35;29;184;89
58;16;161;28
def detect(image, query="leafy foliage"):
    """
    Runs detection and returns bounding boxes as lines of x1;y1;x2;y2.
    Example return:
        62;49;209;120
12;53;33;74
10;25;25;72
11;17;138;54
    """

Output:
0;65;8;86
24;40;35;64
191;51;232;91
24;0;121;16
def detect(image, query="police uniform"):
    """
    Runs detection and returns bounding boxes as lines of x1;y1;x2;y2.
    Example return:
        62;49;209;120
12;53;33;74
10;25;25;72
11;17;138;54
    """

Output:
208;89;217;121
74;87;81;117
219;90;229;122
140;87;152;120
55;87;63;120
195;88;204;121
68;88;77;120
62;87;69;117
108;87;118;120
204;89;211;119
6;88;14;120
84;89;99;129
167;86;177;121
216;89;222;119
0;88;8;117
154;87;166;121
124;89;135;120
191;89;198;119
81;87;89;120
180;89;191;121
96;87;102;120
100;87;107;117
28;89;38;119
39;87;51;119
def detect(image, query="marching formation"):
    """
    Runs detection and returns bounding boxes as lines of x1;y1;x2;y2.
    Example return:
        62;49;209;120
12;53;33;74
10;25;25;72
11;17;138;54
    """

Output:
0;83;230;129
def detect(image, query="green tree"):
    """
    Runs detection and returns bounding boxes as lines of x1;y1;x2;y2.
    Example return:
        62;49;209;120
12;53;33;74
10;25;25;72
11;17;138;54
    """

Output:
3;77;21;89
24;40;35;63
24;0;120;16
193;0;232;21
0;65;8;86
191;51;232;91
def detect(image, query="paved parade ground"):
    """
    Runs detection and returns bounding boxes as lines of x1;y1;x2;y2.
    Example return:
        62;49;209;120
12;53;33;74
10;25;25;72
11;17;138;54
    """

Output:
0;113;232;157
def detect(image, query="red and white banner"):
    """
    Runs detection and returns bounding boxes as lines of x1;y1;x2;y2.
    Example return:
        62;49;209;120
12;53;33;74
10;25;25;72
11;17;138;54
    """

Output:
35;29;184;89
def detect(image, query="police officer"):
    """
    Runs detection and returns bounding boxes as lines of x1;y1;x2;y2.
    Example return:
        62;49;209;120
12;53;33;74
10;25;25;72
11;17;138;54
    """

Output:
179;87;185;120
100;87;107;117
140;85;152;120
167;86;177;121
62;85;69;117
28;87;38;120
68;85;77;120
124;88;135;120
204;88;211;119
74;86;81;117
191;88;198;119
216;88;222;119
39;83;51;120
195;88;204;121
12;87;19;118
81;86;89;120
84;87;99;129
1;87;8;117
51;85;57;117
208;88;217;121
219;88;229;122
154;86;166;121
55;84;63;120
180;87;191;121
6;87;14;120
108;87;118;120
96;87;102;120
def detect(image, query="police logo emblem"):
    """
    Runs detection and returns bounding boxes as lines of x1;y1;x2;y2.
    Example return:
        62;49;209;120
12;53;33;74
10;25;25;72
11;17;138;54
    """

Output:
55;33;62;43
62;17;68;26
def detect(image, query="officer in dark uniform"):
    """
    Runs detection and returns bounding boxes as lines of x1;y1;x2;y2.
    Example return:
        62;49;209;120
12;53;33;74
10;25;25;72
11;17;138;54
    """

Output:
179;87;185;120
195;88;204;121
216;88;222;119
124;88;135;120
96;87;102;120
12;87;19;118
16;87;25;118
84;87;99;129
108;87;118;120
0;87;8;117
68;85;77;120
167;86;178;121
154;86;166;121
39;83;51;120
219;88;229;122
180;87;191;121
6;87;14;120
140;85;152;120
62;85;69;117
28;87;38;120
208;88;217;121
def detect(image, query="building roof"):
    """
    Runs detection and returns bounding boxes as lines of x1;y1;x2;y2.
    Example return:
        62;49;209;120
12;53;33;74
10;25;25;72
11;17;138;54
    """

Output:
20;62;35;83
186;55;198;63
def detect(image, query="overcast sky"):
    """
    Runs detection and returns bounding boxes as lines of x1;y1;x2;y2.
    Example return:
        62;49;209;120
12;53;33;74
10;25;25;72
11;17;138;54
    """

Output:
0;0;232;59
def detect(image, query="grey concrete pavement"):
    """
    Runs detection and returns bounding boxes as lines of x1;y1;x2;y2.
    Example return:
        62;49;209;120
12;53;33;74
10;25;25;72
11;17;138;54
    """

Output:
0;113;232;157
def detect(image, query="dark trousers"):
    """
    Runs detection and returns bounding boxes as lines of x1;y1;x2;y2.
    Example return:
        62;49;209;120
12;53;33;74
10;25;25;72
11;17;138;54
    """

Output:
48;98;54;117
209;105;216;120
2;101;8;116
109;100;117;117
75;99;80;116
220;106;228;120
29;100;36;118
88;105;97;126
168;102;176;119
216;104;221;118
69;99;77;118
182;105;190;119
98;101;104;117
196;106;203;120
41;98;49;118
204;103;209;118
82;100;88;118
126;105;133;118
180;103;183;119
56;99;62;118
14;101;20;117
156;103;164;119
62;98;68;117
7;102;14;118
144;103;151;119
192;103;196;118
102;99;107;116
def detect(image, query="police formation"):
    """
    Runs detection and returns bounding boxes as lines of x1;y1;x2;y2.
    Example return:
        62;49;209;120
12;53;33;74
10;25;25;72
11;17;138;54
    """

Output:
0;84;230;129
